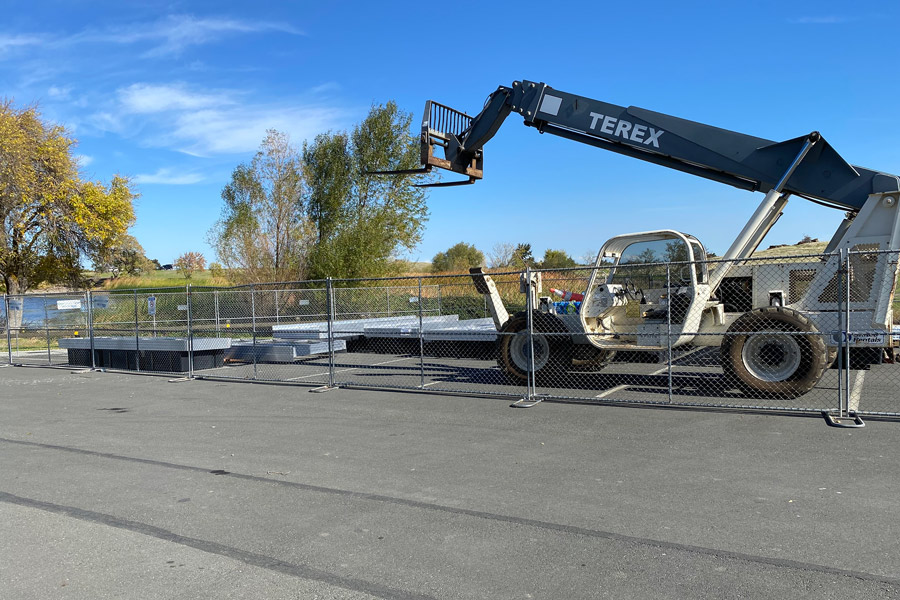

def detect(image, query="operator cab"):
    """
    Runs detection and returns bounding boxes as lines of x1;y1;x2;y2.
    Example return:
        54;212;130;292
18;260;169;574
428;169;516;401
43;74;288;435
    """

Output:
580;230;709;349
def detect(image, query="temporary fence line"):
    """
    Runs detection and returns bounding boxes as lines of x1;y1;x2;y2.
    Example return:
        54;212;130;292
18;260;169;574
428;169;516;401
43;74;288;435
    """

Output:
1;249;898;424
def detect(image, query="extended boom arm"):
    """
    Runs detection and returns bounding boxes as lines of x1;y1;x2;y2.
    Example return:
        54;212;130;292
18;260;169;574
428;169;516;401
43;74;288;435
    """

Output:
416;80;899;211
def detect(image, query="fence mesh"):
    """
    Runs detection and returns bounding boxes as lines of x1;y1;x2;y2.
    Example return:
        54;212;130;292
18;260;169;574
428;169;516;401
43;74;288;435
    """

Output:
5;293;89;367
2;248;898;420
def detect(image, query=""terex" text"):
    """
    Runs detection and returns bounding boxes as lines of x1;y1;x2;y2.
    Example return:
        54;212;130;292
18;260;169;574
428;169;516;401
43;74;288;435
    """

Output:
589;112;664;148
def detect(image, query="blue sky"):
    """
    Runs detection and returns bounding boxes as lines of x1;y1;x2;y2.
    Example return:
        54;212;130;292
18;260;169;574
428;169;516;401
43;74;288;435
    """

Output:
3;1;899;265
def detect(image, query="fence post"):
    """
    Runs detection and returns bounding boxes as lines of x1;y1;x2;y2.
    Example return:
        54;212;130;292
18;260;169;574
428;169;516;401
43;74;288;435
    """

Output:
418;277;425;388
43;295;51;364
4;295;11;366
133;290;141;372
510;265;540;407
250;284;257;380
275;289;280;324
823;247;865;427
386;287;391;317
327;278;336;388
310;277;339;392
844;247;852;412
187;285;194;378
214;290;220;337
87;291;96;370
666;263;673;403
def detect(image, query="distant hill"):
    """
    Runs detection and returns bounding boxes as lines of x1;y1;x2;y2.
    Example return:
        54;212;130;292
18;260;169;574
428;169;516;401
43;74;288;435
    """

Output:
751;240;828;258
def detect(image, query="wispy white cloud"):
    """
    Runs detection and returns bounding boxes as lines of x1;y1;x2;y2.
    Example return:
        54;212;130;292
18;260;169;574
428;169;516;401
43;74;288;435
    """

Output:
169;105;344;155
0;14;302;61
0;33;43;53
101;81;347;155
74;154;94;167
133;168;205;185
47;85;72;99
310;82;341;95
70;14;302;58
118;83;232;114
788;15;854;24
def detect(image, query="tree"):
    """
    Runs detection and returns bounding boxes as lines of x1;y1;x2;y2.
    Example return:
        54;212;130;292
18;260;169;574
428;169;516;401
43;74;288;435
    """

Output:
664;241;689;263
431;242;484;273
510;243;535;269
633;248;659;263
92;234;152;278
539;249;577;269
208;262;225;280
174;251;206;279
0;100;137;294
207;130;314;284
303;102;430;279
487;242;515;269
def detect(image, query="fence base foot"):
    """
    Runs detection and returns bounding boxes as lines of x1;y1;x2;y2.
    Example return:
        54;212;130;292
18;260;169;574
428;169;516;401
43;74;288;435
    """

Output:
310;385;339;393
510;397;542;408
0;363;12;368
167;376;193;383
822;411;865;428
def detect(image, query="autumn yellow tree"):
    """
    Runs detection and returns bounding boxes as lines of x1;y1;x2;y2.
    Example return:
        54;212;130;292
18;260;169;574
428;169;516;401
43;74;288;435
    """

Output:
0;100;137;294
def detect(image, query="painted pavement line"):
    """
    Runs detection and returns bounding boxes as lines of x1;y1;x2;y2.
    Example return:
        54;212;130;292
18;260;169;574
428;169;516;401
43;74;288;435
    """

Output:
595;347;705;398
284;356;417;381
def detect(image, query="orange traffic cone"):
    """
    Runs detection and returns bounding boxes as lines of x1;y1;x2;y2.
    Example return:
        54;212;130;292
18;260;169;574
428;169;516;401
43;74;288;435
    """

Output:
549;288;584;302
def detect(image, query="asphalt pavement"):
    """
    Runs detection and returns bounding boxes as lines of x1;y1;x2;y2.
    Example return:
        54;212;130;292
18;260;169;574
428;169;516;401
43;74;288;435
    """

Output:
1;364;898;599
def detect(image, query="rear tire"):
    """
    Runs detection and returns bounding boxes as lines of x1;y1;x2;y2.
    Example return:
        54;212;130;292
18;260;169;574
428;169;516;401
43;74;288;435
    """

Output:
498;311;569;382
720;307;828;399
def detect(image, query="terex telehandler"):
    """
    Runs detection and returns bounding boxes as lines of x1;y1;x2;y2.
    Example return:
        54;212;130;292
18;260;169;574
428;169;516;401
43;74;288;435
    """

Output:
377;81;900;398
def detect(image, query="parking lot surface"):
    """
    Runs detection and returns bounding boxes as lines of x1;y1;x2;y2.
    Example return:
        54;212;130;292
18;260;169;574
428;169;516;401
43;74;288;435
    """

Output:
1;365;898;599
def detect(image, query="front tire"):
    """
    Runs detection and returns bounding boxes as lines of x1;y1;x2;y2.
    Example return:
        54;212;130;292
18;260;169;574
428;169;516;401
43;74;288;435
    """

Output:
720;307;828;399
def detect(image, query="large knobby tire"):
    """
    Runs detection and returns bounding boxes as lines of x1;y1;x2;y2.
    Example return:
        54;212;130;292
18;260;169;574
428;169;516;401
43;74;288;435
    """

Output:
498;311;569;382
720;307;828;399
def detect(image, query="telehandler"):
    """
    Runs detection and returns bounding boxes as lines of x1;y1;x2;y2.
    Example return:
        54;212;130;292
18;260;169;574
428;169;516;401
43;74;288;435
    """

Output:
378;81;900;398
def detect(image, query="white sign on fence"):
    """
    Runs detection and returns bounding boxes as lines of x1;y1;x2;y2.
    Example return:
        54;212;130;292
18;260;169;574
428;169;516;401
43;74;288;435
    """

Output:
92;295;109;310
298;299;310;306
409;297;419;303
177;304;188;311
147;296;156;316
57;299;82;311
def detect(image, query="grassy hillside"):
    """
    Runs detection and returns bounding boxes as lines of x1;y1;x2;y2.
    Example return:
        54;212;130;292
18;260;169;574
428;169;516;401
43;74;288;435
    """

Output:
13;241;853;295
751;241;828;258
90;269;227;290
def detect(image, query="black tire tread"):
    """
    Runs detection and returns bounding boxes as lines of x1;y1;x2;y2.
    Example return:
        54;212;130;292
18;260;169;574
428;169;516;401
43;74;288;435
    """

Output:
720;306;828;399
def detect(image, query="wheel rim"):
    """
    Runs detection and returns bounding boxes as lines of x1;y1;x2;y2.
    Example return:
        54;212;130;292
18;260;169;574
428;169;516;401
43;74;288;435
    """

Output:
741;331;802;382
509;330;551;373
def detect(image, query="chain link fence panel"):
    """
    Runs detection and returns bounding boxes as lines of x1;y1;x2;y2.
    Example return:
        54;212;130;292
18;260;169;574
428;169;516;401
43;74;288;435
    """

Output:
197;283;333;385
1;296;10;366
5;293;89;367
86;288;191;374
526;254;845;414
842;248;900;416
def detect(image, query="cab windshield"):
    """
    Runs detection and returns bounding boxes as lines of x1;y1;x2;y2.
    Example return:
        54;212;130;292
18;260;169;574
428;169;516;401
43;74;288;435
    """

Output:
609;238;690;288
